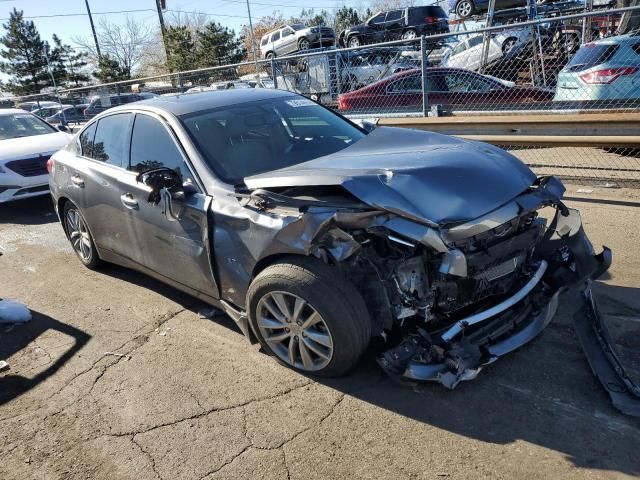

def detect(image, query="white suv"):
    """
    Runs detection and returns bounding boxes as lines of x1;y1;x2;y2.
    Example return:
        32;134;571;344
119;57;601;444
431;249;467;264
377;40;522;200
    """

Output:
260;24;335;59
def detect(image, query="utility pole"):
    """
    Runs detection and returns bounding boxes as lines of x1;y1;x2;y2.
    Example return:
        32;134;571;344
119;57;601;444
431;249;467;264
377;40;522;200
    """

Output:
155;0;170;66
84;0;101;59
245;0;260;79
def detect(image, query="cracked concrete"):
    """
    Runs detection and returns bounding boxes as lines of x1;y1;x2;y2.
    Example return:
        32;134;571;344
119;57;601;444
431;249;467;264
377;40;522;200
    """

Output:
1;195;640;480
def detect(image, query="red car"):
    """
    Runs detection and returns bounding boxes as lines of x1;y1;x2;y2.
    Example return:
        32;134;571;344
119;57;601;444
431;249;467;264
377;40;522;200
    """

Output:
337;67;554;112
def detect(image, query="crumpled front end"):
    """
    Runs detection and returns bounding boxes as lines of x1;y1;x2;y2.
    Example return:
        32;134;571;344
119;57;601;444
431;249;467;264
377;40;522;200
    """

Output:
377;204;611;390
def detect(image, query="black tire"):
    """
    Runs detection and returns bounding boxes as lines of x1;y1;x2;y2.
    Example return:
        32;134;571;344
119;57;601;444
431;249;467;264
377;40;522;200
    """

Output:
347;35;361;48
63;201;102;270
265;51;275;60
247;256;372;377
502;37;517;55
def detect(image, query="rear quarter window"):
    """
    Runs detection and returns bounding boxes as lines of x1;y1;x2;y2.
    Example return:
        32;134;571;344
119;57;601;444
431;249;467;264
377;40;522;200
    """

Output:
566;43;619;72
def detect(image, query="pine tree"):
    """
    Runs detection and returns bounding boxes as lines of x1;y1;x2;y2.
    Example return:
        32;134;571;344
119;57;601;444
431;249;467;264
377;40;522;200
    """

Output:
93;54;129;83
165;25;197;72
196;22;244;68
335;7;361;33
0;8;52;95
51;35;89;87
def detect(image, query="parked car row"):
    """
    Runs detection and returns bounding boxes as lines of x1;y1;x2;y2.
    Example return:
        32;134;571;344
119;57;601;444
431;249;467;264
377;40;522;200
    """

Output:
337;32;640;111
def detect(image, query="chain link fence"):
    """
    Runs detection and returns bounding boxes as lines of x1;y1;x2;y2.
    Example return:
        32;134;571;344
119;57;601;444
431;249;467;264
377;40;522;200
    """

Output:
8;5;640;187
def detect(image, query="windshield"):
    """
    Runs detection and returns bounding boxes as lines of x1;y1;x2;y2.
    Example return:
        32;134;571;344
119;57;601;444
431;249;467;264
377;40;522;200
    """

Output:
180;96;365;184
566;43;619;72
0;113;57;140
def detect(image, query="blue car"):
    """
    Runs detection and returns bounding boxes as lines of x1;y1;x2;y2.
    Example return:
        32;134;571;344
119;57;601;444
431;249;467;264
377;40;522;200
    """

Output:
554;34;640;102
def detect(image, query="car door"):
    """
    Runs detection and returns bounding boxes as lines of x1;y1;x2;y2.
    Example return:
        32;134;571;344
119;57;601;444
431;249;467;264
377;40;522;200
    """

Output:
67;113;136;257
280;27;298;54
385;74;423;110
384;9;405;41
119;111;218;298
366;12;387;44
443;71;496;107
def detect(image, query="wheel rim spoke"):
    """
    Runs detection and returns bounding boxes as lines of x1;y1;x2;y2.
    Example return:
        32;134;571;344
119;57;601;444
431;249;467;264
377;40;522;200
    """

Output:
287;336;297;364
258;317;286;329
291;297;305;324
305;330;332;348
262;298;286;323
298;338;314;369
302;337;330;361
271;293;292;319
266;331;291;344
301;311;321;329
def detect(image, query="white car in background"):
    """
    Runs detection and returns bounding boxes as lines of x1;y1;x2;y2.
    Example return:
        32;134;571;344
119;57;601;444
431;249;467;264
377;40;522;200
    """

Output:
441;28;534;71
0;109;71;203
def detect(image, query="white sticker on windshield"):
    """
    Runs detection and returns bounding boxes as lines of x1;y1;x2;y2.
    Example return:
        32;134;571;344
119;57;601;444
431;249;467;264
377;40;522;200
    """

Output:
285;99;315;107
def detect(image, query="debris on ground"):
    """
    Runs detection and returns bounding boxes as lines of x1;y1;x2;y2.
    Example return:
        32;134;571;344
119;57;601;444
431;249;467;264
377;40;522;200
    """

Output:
0;299;32;324
0;360;9;372
104;352;131;361
576;188;594;194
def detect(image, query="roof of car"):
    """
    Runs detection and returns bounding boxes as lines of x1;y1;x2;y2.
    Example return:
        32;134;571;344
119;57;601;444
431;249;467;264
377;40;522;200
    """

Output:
0;108;32;116
122;88;296;116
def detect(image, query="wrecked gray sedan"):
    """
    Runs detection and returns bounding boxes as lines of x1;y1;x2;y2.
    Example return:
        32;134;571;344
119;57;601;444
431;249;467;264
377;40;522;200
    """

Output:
50;89;634;412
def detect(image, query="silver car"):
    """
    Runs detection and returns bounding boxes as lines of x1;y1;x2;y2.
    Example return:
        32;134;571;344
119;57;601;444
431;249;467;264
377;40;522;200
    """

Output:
260;23;335;59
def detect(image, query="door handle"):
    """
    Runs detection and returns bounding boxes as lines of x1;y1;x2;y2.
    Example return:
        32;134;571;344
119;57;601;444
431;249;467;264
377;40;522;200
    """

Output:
70;174;84;188
120;193;138;209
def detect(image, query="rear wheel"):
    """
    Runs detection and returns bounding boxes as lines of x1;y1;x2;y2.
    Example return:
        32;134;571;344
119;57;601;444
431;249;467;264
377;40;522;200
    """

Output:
502;37;517;56
63;201;101;269
247;257;372;377
455;0;475;18
402;29;418;40
265;51;275;60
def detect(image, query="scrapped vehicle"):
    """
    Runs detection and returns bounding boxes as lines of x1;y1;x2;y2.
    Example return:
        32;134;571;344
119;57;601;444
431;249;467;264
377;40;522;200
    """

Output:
260;24;335;59
16;100;61;112
554;34;640;103
339;6;449;48
440;28;534;71
337;67;554;112
340;49;421;91
46;105;89;125
83;92;157;118
0;109;71;203
33;105;72;120
48;89;636;415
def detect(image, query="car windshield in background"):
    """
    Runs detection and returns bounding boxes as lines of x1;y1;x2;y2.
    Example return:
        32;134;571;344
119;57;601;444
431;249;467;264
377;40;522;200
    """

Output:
180;96;365;184
0;113;57;140
566;44;619;72
290;24;305;31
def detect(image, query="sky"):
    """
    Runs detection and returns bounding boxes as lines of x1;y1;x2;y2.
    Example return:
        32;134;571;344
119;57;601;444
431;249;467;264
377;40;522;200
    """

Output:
0;0;370;47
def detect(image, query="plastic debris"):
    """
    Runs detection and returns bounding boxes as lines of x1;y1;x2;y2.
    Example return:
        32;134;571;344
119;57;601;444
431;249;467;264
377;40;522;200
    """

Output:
576;188;593;194
0;360;9;372
0;299;32;324
594;182;619;189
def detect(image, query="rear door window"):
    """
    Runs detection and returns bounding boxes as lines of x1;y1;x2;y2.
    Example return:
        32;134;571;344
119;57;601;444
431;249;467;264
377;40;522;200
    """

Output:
566;44;619;72
271;31;281;42
91;113;134;167
385;10;403;23
387;75;422;93
129;114;191;181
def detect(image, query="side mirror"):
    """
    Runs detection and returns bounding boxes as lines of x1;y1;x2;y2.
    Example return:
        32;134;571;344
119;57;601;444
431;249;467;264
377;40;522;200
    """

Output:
354;119;377;133
137;167;183;205
57;125;69;132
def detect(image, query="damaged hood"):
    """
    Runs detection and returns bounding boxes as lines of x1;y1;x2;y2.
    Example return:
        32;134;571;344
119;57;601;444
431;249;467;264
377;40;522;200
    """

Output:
245;127;536;225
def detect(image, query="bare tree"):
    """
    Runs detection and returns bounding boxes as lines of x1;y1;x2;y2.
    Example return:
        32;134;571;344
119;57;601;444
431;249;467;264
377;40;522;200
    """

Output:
73;15;154;77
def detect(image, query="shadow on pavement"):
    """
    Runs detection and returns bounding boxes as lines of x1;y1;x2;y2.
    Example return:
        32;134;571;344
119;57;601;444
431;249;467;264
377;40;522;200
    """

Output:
0;310;91;406
0;196;57;226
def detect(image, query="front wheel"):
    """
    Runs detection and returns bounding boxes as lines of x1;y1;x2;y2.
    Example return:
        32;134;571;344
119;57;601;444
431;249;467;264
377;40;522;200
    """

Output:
247;257;372;376
298;38;311;51
455;0;475;18
63;201;101;269
347;35;361;48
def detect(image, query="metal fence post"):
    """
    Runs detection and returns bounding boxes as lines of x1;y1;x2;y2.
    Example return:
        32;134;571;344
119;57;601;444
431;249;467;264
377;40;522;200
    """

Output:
271;57;278;89
421;35;428;117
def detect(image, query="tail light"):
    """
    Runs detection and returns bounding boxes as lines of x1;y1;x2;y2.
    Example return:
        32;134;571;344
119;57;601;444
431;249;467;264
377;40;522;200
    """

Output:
580;67;638;84
46;157;55;174
338;96;346;110
425;16;437;24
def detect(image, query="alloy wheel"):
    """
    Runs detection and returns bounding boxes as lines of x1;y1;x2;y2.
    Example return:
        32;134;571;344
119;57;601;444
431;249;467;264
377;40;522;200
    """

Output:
402;30;417;40
256;291;334;371
299;38;310;51
456;0;473;17
66;208;92;262
348;36;360;48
